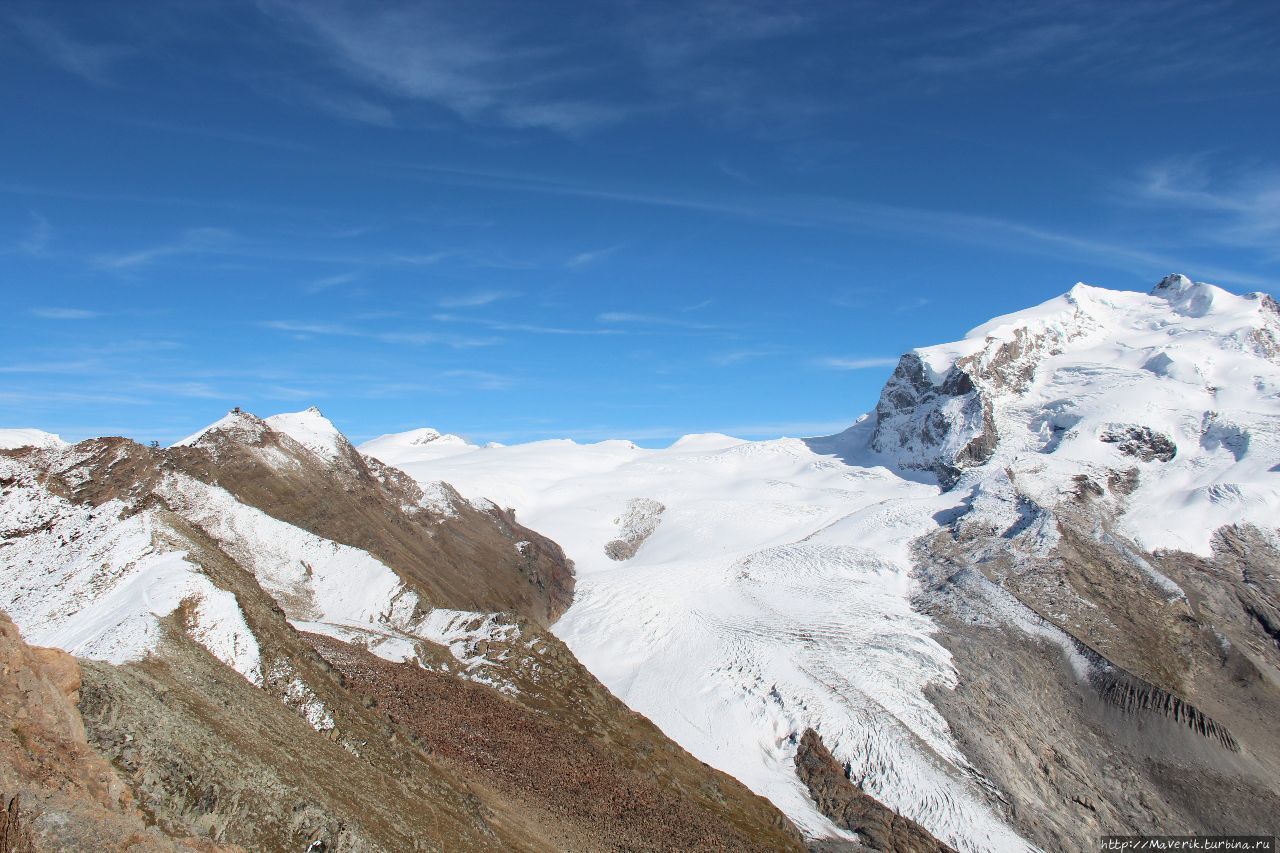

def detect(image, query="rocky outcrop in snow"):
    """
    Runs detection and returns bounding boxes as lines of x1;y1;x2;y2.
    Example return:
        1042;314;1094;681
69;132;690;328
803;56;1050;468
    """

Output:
604;497;665;560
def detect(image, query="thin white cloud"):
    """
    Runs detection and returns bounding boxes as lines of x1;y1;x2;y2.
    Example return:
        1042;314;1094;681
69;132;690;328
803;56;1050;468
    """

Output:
437;290;516;308
441;369;513;390
817;356;900;370
270;79;397;127
132;381;231;400
92;227;236;271
265;385;328;400
259;0;633;134
434;313;620;336
0;359;99;374
711;350;774;366
262;319;496;348
305;272;361;293
565;246;620;268
32;307;98;320
1135;158;1280;256
18;211;51;256
11;14;131;85
402;164;1278;289
597;312;719;330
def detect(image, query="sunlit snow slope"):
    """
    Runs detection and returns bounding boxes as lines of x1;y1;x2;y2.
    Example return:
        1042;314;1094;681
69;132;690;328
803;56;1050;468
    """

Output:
363;427;1019;849
363;275;1280;852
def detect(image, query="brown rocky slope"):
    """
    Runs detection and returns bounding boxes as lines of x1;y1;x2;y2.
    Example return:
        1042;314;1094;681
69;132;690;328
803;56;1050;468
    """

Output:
0;414;806;851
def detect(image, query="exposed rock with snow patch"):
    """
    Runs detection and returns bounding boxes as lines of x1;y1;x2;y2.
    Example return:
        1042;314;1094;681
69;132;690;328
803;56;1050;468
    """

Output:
604;497;665;560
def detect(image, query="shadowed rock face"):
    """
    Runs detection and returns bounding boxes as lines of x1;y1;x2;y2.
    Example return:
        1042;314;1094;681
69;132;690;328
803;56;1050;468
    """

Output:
794;729;954;853
871;353;996;489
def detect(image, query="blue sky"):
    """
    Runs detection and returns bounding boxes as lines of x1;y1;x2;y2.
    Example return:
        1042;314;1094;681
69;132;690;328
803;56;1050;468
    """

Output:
3;0;1278;445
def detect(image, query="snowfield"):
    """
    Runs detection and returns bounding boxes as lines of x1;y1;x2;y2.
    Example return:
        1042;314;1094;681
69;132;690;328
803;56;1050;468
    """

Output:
362;424;1026;850
363;276;1280;852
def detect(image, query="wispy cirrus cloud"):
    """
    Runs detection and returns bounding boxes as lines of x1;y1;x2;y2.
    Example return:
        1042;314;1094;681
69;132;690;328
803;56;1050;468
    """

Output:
263;78;397;127
262;319;497;348
441;369;512;390
711;349;775;366
92;227;237;271
597;312;719;331
9;13;132;85
304;272;362;293
817;356;899;370
1134;157;1280;258
257;0;634;134
0;359;100;374
131;381;231;400
433;312;620;337
17;211;52;256
437;290;517;308
31;307;99;320
403;163;1279;289
565;246;620;268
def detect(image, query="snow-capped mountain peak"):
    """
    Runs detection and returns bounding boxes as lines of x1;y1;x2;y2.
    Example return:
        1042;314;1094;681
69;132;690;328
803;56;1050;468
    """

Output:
871;275;1280;554
264;406;351;462
0;428;67;450
361;427;476;461
173;407;271;448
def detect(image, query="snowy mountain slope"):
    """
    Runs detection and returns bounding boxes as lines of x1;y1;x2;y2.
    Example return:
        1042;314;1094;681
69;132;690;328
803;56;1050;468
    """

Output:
0;428;66;450
171;407;574;624
361;426;475;461
364;427;1025;850
364;275;1280;852
0;449;260;678
1;416;804;851
870;274;1280;555
0;440;421;686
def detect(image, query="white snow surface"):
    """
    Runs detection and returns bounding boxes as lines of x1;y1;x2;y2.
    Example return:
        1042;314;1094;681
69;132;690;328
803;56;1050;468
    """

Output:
906;277;1280;556
0;446;490;702
264;406;349;462
0;428;67;450
360;427;475;461
362;427;1024;850
0;456;262;683
173;409;268;448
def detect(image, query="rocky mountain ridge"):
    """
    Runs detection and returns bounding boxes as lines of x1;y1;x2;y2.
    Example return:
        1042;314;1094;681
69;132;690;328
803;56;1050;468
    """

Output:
0;408;800;851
